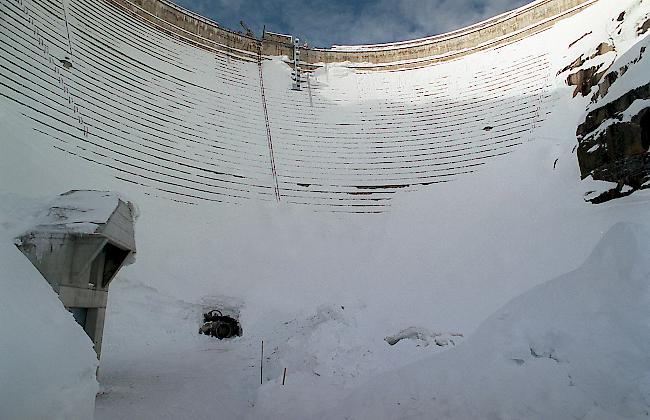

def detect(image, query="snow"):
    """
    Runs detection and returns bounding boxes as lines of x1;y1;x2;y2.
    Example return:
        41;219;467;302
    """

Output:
23;190;125;235
384;327;463;347
325;222;650;420
570;3;650;109
0;190;119;420
0;0;649;419
0;222;99;420
594;38;649;106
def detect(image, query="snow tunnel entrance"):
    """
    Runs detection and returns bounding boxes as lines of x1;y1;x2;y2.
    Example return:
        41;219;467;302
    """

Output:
199;310;242;339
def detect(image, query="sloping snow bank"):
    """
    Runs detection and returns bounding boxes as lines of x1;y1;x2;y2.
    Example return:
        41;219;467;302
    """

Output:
0;216;98;419
324;222;650;420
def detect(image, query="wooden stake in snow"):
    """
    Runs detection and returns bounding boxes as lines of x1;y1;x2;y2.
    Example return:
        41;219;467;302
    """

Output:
282;367;287;386
260;340;264;385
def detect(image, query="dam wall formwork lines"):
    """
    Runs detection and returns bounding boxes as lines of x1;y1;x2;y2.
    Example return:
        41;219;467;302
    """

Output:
0;0;586;212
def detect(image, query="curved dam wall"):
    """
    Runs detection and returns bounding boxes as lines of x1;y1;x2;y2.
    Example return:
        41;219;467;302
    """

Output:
108;0;595;69
0;0;595;212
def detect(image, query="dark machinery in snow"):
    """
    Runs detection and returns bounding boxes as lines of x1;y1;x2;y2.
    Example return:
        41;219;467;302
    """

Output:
199;310;242;339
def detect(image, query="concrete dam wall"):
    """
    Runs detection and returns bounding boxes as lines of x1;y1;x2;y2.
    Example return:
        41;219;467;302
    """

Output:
0;0;617;213
108;0;595;69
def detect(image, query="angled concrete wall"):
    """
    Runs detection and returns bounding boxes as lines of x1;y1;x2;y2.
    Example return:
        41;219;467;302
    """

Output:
16;193;136;358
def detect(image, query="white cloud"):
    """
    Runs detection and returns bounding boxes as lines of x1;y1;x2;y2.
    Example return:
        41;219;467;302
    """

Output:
175;0;530;47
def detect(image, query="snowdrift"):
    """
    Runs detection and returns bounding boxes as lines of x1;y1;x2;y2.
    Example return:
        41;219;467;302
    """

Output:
0;223;98;420
326;222;650;419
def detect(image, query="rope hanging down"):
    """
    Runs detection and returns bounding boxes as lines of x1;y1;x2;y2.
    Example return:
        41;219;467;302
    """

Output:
257;44;281;202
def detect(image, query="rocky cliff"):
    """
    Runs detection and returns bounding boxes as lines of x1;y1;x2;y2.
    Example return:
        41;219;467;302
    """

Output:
562;5;650;203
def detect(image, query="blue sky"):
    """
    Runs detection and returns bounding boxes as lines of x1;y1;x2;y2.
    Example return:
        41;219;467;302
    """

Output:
173;0;530;48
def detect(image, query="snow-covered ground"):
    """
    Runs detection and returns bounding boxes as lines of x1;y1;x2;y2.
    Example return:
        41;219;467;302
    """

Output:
325;221;650;420
1;0;649;419
0;199;99;420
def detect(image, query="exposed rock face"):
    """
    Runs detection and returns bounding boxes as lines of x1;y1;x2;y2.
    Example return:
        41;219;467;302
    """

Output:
568;31;592;48
564;43;616;97
640;17;650;35
591;46;646;102
576;83;650;202
567;65;605;97
563;5;650;204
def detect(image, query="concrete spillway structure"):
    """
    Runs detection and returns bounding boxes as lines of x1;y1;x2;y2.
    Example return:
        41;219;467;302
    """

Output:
0;0;622;213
